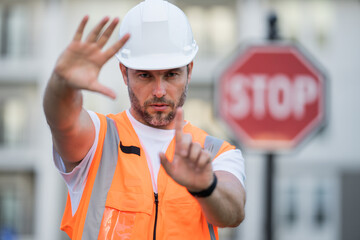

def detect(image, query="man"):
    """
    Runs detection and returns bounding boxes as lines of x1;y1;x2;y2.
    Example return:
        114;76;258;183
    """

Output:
43;0;246;239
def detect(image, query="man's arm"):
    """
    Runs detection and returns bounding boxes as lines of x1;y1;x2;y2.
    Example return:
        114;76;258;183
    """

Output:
43;16;129;172
43;72;94;172
160;108;246;227
195;171;246;227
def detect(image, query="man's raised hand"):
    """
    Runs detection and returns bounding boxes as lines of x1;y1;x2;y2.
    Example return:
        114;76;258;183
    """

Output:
54;16;130;99
159;108;214;192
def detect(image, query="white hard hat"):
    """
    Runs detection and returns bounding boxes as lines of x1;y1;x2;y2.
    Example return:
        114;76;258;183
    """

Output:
116;0;198;70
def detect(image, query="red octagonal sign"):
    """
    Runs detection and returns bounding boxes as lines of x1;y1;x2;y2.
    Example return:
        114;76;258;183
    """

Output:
216;42;327;151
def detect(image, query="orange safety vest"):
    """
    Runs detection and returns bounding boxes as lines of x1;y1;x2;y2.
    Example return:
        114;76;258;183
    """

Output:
60;111;235;240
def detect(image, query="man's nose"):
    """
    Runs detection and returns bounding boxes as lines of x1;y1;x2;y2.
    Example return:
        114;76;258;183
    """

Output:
153;78;166;98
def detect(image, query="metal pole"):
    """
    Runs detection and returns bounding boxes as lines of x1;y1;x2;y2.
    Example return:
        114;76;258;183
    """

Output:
267;11;279;41
265;152;275;240
265;11;279;240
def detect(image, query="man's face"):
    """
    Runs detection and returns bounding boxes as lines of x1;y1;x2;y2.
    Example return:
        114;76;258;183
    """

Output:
121;63;193;129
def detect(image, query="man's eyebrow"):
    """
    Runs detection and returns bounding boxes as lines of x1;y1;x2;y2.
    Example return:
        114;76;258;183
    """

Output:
167;68;183;72
164;68;185;74
133;69;149;73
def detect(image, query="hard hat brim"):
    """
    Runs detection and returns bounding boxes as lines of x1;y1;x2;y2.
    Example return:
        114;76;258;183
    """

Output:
116;49;198;70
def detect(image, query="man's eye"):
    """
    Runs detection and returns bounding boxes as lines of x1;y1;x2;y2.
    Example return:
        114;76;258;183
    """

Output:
139;73;150;78
167;72;177;78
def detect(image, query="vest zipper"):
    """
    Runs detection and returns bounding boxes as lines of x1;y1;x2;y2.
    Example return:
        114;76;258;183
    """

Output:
153;192;159;240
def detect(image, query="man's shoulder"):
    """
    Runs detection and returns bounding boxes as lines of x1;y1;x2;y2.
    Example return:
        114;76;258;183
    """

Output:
106;110;127;119
184;121;235;152
87;110;129;131
86;110;126;122
183;121;208;136
184;122;219;145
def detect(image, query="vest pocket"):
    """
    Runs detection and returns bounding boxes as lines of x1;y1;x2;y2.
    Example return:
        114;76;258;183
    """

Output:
164;194;204;238
98;207;136;240
98;191;153;240
105;191;153;214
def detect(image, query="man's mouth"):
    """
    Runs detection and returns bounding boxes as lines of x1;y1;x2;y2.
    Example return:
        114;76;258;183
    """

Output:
149;103;169;111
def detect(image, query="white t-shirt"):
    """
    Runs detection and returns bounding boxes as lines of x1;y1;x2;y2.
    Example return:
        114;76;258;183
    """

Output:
54;110;246;215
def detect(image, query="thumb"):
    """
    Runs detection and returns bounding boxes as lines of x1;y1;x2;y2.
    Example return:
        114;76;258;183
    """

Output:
159;152;173;176
89;81;117;99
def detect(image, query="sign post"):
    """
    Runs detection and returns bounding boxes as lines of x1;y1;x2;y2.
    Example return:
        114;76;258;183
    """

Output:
265;14;279;240
215;13;327;240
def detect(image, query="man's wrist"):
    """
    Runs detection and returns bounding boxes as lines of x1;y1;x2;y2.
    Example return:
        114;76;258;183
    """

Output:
188;173;217;198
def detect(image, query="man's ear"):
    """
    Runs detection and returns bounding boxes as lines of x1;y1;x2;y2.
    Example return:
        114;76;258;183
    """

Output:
119;63;128;85
187;61;194;83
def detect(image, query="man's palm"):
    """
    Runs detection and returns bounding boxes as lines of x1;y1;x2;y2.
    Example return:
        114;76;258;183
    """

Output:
53;16;130;99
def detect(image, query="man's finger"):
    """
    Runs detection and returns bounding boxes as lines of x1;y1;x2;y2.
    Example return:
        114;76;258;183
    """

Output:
174;107;184;148
180;134;192;157
86;16;110;42
196;150;211;170
159;152;173;176
188;142;202;163
73;15;89;42
103;33;130;60
97;18;119;48
89;81;117;99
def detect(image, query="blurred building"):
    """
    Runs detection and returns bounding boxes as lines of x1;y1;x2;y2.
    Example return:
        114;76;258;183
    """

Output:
0;0;359;240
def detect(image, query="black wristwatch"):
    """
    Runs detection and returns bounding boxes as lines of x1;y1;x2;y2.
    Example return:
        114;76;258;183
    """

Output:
188;174;217;198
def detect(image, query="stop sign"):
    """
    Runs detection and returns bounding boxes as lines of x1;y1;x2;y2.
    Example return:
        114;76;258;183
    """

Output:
216;42;326;150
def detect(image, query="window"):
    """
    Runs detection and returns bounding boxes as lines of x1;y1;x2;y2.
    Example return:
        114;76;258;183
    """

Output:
0;2;31;58
174;0;237;58
0;85;35;146
0;98;26;146
0;171;35;239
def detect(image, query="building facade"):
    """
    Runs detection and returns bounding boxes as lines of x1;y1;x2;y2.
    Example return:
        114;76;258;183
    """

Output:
0;0;359;239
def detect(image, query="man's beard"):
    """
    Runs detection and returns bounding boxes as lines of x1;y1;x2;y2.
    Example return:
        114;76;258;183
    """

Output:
128;84;188;128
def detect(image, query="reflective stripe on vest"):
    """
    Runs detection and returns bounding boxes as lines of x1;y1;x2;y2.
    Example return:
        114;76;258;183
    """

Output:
208;223;216;240
204;135;224;160
82;117;119;239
